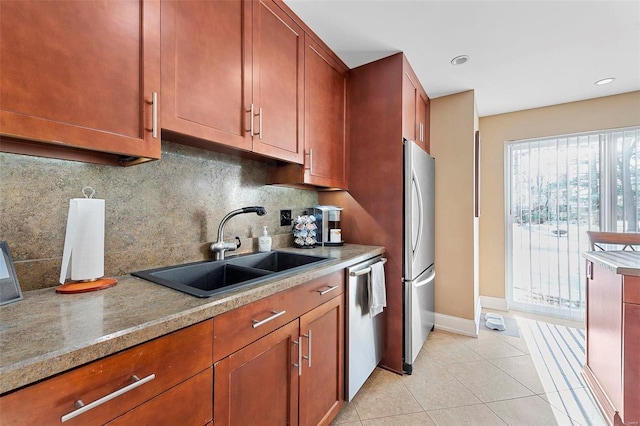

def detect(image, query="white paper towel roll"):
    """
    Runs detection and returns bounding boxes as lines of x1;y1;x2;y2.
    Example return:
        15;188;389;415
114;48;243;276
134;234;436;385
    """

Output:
59;198;105;283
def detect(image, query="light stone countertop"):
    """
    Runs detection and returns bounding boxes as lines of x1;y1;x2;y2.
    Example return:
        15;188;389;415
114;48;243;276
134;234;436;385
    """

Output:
0;244;384;395
583;250;640;276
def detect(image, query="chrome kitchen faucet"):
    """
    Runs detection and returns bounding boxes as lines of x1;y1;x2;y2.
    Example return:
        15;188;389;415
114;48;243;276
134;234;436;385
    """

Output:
211;206;267;260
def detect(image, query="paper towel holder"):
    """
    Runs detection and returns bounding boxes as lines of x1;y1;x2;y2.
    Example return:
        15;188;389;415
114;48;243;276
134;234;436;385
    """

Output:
56;187;118;294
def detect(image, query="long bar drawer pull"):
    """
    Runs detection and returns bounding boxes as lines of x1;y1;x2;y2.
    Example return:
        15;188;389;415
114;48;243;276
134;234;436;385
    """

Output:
252;310;286;328
61;374;156;423
349;258;387;277
318;285;339;295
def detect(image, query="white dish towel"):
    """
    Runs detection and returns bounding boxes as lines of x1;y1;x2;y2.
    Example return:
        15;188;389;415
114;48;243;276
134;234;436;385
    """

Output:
368;261;387;317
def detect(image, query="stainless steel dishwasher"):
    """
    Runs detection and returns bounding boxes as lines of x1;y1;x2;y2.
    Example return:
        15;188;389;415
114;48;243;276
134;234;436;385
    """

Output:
345;255;386;401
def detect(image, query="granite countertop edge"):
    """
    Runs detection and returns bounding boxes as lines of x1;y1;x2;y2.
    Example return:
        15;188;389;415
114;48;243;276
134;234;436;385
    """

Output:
0;244;384;394
582;250;640;276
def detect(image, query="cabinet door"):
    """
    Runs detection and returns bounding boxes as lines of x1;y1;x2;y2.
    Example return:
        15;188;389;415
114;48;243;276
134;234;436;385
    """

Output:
299;296;344;426
214;320;299;426
623;302;640;424
251;0;304;164
161;0;252;151
586;262;623;410
0;0;161;161
417;91;430;152
304;36;348;189
402;70;418;144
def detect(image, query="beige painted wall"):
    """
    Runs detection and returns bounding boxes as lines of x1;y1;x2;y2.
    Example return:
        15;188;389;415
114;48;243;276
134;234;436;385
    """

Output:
430;90;478;321
478;91;640;301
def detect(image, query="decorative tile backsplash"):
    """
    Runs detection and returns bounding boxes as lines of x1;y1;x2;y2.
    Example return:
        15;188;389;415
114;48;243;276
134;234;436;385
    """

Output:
0;141;317;291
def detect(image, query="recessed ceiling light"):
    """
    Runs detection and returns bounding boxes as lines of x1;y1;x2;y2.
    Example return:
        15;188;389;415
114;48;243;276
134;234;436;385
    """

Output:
594;77;615;86
451;55;470;66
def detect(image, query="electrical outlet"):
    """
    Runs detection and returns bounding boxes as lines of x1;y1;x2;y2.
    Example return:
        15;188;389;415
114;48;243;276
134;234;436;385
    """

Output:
280;209;292;226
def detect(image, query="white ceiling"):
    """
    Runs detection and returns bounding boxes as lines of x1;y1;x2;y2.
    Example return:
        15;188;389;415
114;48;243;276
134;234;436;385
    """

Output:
284;0;640;117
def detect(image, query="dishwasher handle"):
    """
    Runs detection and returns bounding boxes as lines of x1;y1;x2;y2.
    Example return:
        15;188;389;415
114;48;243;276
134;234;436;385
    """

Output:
349;258;387;277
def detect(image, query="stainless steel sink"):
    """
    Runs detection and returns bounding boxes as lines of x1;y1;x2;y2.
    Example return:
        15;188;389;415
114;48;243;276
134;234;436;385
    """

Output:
131;251;334;297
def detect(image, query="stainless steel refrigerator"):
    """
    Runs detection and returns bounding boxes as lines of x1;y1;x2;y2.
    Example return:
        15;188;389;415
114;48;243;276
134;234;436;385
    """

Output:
403;138;436;374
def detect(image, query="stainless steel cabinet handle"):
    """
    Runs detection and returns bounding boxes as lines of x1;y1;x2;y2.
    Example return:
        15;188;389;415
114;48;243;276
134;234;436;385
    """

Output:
151;92;158;139
61;374;156;423
251;310;286;328
247;104;255;136
293;337;302;376
309;148;313;173
419;122;424;142
318;285;339;295
304;149;312;171
302;330;312;368
258;107;263;140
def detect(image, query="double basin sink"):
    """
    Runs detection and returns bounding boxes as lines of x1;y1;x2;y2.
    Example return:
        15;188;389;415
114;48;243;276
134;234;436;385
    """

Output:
132;251;334;298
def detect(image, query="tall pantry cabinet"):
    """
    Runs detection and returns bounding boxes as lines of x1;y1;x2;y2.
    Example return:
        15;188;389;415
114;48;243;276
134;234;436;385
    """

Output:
319;52;431;374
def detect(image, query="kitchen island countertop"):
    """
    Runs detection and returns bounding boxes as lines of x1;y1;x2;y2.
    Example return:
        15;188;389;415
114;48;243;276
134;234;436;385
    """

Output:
582;250;640;277
0;244;384;395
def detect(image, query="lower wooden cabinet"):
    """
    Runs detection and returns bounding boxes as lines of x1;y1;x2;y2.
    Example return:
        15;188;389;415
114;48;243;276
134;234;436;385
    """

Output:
214;320;300;425
299;296;344;426
0;320;213;425
213;272;345;426
1;272;346;426
584;261;640;426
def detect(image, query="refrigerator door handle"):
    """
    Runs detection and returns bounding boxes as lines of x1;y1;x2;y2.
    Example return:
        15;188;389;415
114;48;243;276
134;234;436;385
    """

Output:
413;270;436;288
411;170;424;254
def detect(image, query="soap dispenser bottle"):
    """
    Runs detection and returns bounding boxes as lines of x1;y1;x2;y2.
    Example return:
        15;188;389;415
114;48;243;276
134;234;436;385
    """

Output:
258;226;272;252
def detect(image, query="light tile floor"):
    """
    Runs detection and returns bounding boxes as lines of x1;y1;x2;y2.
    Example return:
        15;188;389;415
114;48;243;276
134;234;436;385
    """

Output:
333;311;606;426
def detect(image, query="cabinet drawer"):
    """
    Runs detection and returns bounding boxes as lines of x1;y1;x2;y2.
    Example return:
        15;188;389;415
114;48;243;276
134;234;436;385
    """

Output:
107;368;213;425
213;271;343;361
0;320;213;425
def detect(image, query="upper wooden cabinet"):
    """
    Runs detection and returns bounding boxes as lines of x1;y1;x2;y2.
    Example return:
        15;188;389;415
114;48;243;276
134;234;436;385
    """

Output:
161;0;304;164
303;36;348;188
402;60;430;152
251;0;305;164
160;0;251;152
0;0;161;166
268;34;349;189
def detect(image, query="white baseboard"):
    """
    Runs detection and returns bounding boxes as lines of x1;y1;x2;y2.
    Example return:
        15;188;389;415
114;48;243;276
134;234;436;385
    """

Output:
435;312;479;337
480;296;508;311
